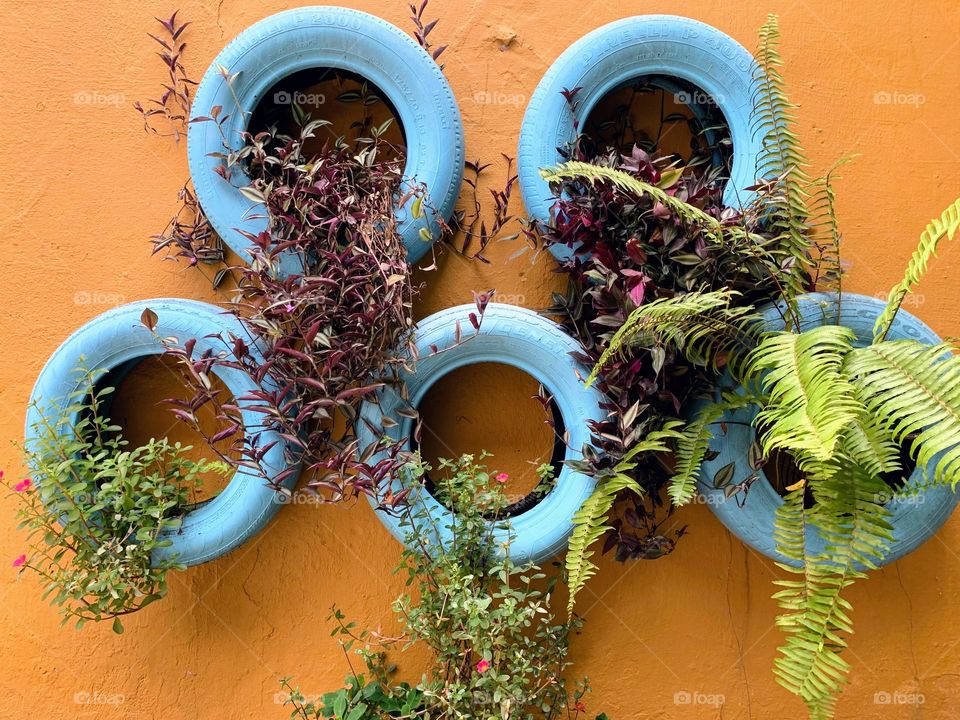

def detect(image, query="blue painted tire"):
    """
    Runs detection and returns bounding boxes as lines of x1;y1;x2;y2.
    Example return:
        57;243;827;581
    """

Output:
356;303;606;564
517;15;761;262
188;6;464;275
25;299;295;567
698;293;959;567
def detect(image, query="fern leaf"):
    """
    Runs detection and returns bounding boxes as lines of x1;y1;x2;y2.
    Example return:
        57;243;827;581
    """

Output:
845;340;960;487
772;459;892;719
588;289;760;386
747;325;860;469
565;424;681;615
873;197;960;341
540;162;721;231
752;13;814;306
807;157;855;293
668;394;759;505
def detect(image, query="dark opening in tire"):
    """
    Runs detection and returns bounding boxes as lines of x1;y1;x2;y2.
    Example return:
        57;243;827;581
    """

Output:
581;75;732;178
763;434;916;509
247;68;406;163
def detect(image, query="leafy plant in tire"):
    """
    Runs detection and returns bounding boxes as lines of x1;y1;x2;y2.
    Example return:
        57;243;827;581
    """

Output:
582;16;960;717
138;9;508;506
531;19;816;574
279;454;605;720
10;370;228;632
591;199;960;719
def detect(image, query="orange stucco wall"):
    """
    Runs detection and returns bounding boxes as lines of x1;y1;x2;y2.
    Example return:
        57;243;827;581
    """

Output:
2;1;960;718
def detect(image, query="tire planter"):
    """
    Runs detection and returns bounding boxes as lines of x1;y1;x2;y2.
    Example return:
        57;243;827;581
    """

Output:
356;303;606;564
518;15;761;262
25;299;295;567
697;292;959;567
188;6;464;275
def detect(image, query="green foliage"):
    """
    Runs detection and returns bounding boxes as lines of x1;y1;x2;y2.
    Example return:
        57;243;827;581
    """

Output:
846;340;960;488
807;158;854;294
572;12;960;717
564;424;681;615
668;394;760;506
587;289;760;386
539;162;721;230
747;325;859;470
873;197;960;341
281;454;604;720
752;13;814;301
11;369;228;632
593;199;960;717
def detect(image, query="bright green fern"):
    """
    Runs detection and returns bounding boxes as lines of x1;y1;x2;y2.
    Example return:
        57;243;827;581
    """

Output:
873;197;960;341
564;423;682;615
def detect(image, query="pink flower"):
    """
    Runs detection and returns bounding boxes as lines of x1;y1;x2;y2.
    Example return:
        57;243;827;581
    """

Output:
494;473;509;484
14;478;31;492
12;554;26;568
476;659;490;673
575;701;587;713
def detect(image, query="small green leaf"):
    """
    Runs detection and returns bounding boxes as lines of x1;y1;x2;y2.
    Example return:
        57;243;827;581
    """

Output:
713;462;735;489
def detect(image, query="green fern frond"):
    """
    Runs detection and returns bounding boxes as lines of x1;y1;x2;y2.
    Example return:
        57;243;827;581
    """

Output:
845;340;960;487
565;423;682;615
752;14;814;307
587;289;760;386
773;459;892;719
841;410;900;479
807;157;855;293
747;325;860;469
539;162;721;231
873;197;960;341
668;394;759;505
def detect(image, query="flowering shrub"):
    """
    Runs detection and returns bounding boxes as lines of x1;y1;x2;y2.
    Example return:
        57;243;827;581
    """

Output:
10;371;228;632
280;454;606;720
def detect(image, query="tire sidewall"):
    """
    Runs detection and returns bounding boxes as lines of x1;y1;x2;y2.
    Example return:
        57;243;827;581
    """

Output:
188;7;464;271
517;15;760;262
356;303;606;565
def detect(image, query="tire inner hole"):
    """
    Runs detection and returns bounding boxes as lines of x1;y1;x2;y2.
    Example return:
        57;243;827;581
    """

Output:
579;74;732;181
412;363;567;519
87;355;239;509
763;431;916;509
247;67;406;162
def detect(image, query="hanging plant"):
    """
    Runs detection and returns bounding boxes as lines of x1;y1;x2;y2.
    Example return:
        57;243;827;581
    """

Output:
527;65;809;573
585;14;960;717
10;371;228;633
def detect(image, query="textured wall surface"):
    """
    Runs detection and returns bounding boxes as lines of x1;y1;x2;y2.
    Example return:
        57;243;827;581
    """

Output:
2;1;960;718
